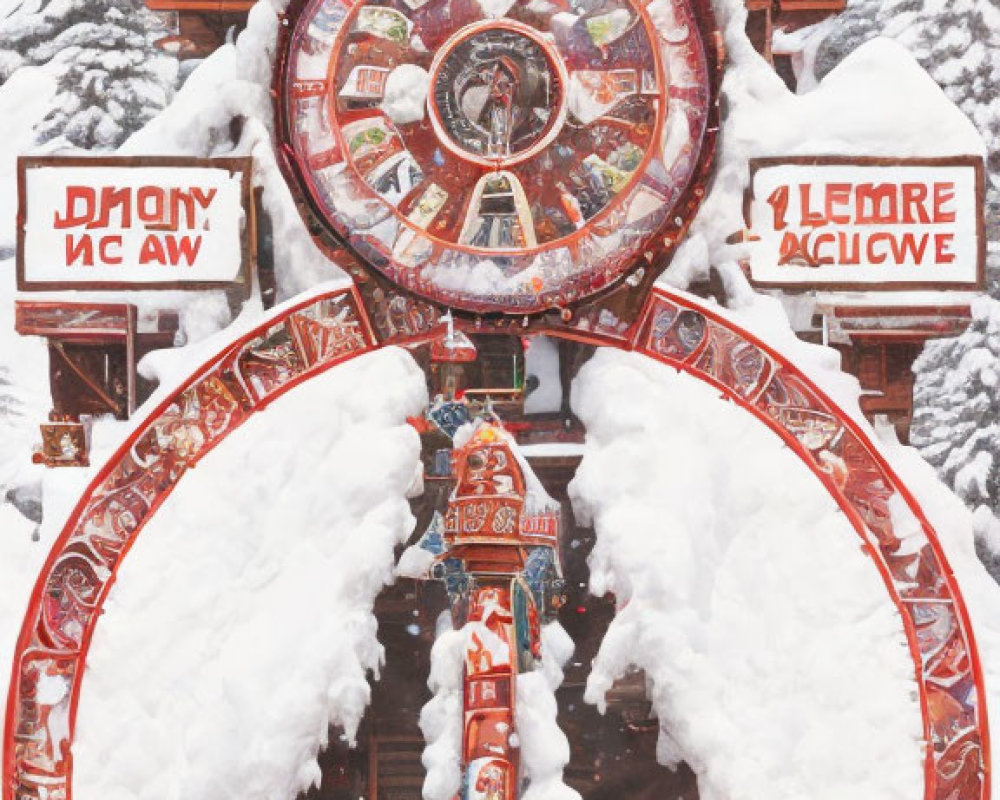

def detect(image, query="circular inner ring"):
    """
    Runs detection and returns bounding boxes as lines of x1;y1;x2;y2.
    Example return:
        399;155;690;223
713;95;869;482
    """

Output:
429;21;567;167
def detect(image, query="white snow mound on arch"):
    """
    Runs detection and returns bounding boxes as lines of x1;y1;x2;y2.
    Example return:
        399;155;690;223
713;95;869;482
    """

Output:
570;348;924;800
72;346;427;800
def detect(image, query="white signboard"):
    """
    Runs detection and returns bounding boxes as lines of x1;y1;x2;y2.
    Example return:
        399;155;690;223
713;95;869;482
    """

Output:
18;157;252;291
745;158;984;289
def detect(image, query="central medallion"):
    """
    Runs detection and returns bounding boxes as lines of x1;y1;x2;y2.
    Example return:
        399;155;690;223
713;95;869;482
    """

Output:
429;21;567;166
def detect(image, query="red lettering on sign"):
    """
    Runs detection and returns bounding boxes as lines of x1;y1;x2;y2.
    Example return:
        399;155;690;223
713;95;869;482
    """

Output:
88;187;132;230
934;183;956;223
137;187;164;225
935;232;956;263
165;235;202;266
901;183;930;224
889;233;928;264
839;232;860;265
55;187;96;229
856;184;899;225
98;235;123;265
65;234;93;266
812;232;835;265
778;231;805;265
767;185;789;230
824;183;851;224
866;232;893;264
139;234;166;265
799;185;826;227
191;187;217;215
171;191;195;231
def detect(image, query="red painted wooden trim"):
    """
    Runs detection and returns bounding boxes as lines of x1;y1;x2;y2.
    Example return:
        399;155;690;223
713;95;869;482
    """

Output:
633;287;990;800
2;285;989;800
830;306;973;319
3;287;373;800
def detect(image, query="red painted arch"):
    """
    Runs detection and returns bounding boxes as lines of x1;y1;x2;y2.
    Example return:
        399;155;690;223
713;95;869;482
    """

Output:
2;285;990;800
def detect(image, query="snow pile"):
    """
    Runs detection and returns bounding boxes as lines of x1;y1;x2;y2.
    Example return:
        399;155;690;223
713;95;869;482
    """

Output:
516;623;579;800
0;281;48;500
771;19;837;93
71;347;427;800
570;348;924;800
419;618;580;800
0;502;51;727
381;64;429;125
420;618;465;799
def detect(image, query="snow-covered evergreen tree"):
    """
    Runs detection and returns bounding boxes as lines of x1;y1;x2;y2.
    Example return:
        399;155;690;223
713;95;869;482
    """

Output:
911;292;1000;511
0;0;176;148
813;0;1000;548
814;0;1000;247
913;258;1000;543
911;287;1000;583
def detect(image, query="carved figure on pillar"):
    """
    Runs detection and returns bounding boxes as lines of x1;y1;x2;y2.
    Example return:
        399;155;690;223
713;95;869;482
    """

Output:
411;421;565;799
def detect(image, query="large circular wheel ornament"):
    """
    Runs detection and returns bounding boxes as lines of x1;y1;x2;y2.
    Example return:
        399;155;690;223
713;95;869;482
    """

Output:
276;0;718;314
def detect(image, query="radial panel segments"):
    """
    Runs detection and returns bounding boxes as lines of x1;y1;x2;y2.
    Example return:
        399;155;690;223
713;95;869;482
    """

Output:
280;0;712;312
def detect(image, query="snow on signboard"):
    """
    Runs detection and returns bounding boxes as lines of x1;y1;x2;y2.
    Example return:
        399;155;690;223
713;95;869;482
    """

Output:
17;156;253;291
745;156;984;290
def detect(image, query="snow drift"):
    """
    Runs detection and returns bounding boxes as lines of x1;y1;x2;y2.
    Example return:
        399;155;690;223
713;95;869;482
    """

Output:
70;347;427;800
570;348;925;800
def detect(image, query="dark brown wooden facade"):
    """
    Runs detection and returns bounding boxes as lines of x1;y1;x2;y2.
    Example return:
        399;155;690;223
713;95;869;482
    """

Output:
809;304;974;441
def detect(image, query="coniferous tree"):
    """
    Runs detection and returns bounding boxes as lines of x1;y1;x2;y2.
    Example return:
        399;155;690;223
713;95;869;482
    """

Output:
0;0;176;148
815;0;1000;246
911;290;1000;577
814;0;1000;542
911;294;1000;513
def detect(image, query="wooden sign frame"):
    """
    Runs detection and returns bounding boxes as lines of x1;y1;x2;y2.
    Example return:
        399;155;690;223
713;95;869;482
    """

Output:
743;155;986;292
16;155;255;293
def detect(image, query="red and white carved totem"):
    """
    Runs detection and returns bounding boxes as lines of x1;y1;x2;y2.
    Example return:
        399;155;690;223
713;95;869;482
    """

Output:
431;424;564;800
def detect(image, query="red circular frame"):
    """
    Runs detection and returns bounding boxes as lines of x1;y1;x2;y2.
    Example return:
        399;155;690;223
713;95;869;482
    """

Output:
273;0;721;315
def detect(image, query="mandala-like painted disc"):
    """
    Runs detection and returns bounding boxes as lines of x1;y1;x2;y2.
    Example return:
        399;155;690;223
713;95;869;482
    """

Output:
277;0;716;313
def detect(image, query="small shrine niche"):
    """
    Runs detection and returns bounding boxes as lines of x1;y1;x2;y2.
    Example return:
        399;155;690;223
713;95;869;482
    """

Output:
16;302;178;466
417;329;594;446
145;0;255;57
424;333;523;409
50;340;131;420
806;304;973;442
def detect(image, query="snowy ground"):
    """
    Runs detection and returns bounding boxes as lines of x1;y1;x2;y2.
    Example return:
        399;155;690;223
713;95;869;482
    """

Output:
570;349;924;800
71;347;427;800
